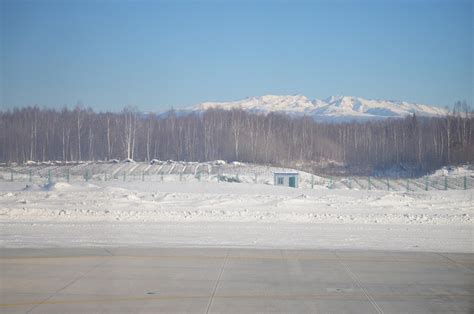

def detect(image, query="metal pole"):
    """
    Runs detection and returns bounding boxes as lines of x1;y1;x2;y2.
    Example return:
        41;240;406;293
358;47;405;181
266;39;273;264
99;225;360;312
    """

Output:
425;177;429;191
368;176;371;190
387;178;390;191
311;175;314;189
29;170;32;182
464;176;467;190
444;176;448;190
406;179;409;192
67;169;70;183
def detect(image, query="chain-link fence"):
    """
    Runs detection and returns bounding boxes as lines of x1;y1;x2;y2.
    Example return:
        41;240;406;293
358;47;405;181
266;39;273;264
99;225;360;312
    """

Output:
0;163;472;192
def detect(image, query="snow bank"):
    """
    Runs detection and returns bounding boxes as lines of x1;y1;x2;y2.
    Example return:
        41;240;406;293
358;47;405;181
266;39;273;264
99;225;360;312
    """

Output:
430;165;474;177
0;179;472;251
22;184;42;191
42;182;73;191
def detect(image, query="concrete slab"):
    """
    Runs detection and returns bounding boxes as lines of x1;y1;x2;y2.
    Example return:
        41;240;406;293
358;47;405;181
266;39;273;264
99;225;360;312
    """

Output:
29;294;211;314
1;248;473;313
107;247;228;258
208;298;379;314
58;277;216;297
375;300;472;313
0;293;51;314
102;255;225;269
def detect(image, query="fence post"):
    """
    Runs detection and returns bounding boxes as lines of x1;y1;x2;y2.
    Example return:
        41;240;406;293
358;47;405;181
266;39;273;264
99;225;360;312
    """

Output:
464;176;467;190
444;176;448;190
387;178;390;191
85;170;89;182
161;173;164;182
197;173;201;182
311;175;314;189
67;169;70;183
368;176;371;190
48;170;52;184
236;174;240;182
348;177;352;189
406;179;409;192
29;170;32;182
425;177;429;191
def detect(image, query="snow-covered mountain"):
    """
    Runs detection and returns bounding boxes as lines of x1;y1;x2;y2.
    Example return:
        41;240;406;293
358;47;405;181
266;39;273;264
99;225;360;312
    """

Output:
178;95;447;122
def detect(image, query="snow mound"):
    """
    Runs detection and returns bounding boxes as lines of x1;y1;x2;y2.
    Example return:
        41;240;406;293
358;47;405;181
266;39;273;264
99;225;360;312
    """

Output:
84;183;100;189
22;184;42;191
430;165;474;177
42;182;73;191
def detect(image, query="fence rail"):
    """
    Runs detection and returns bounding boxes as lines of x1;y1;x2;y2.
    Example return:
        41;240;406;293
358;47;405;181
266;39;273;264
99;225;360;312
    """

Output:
1;165;472;192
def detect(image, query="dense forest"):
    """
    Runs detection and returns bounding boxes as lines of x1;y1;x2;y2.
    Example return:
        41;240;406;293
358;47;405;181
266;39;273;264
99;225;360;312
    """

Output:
0;104;473;175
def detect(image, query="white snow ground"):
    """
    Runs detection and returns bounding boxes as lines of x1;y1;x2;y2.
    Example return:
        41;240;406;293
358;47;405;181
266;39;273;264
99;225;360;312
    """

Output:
1;173;472;252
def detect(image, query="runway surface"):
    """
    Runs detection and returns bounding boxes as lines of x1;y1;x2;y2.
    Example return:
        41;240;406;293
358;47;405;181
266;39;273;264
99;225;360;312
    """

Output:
1;248;473;313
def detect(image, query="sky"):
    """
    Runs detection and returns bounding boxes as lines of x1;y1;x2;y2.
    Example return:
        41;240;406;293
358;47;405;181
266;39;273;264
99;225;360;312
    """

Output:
1;0;472;111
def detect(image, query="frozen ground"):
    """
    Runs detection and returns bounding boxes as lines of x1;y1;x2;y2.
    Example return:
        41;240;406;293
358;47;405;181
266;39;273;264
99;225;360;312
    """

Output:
0;172;472;252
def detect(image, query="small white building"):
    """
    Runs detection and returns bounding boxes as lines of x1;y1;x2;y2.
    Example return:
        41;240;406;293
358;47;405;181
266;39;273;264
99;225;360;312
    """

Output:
274;172;299;188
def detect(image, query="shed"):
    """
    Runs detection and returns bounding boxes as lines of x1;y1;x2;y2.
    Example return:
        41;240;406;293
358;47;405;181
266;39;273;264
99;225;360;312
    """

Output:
274;172;299;188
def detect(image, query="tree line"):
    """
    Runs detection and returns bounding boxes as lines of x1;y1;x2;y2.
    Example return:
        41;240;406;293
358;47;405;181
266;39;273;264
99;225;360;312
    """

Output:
0;103;472;175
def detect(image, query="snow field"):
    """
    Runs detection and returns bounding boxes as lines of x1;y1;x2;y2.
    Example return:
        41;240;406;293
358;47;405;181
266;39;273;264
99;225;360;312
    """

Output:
1;162;472;252
1;180;472;225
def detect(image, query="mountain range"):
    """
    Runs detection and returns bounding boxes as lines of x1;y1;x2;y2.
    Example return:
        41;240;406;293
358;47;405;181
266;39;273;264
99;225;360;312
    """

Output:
173;95;447;122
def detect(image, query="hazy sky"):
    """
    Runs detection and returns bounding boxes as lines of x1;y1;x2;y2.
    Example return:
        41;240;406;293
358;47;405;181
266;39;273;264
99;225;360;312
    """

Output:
1;0;472;111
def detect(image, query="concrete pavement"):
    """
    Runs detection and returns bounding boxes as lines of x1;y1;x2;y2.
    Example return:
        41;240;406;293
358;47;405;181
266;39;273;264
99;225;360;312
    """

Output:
1;248;473;313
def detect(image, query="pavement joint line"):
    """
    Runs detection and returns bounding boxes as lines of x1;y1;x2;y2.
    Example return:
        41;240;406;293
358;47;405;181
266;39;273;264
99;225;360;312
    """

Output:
24;254;112;313
205;248;229;314
1;254;471;265
436;252;474;274
335;251;384;314
103;248;114;256
2;293;473;308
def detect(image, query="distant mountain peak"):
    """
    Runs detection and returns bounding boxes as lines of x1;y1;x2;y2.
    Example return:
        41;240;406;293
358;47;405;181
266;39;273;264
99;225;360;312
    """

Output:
178;95;447;122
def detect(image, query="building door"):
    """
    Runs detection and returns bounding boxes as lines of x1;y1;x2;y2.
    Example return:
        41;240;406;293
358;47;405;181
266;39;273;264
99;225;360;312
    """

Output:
289;176;296;188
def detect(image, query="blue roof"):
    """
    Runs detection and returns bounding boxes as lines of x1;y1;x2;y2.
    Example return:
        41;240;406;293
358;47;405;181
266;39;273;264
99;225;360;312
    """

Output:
274;172;299;176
